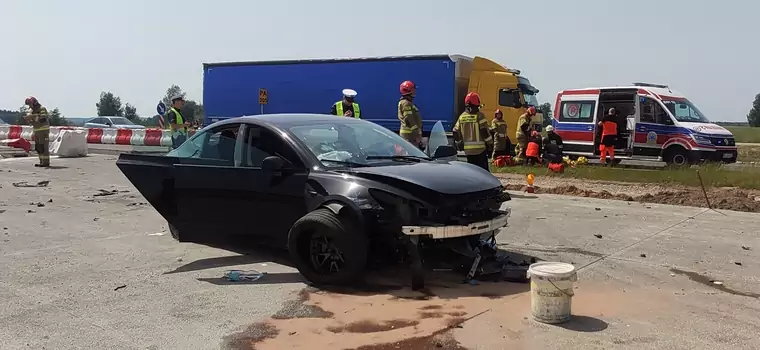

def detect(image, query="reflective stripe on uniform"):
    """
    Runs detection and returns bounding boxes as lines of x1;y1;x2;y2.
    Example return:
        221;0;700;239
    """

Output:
34;127;50;132
454;113;486;152
335;102;361;118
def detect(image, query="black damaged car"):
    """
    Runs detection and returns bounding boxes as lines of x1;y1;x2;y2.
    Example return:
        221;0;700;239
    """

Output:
116;114;511;288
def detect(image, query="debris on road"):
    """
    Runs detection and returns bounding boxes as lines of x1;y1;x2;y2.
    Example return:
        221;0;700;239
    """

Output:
594;234;603;239
594;208;601;211
114;285;127;291
48;199;53;203
12;180;50;188
0;210;5;214
640;253;647;258
224;270;265;282
93;218;99;221
93;189;121;197
148;232;165;236
734;262;743;266
742;246;751;251
27;210;35;214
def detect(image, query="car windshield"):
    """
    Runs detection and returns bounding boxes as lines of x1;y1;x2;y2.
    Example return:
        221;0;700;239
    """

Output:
662;99;710;123
109;117;134;125
289;122;431;167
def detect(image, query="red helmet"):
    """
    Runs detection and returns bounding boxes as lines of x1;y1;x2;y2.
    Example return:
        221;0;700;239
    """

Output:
399;81;416;95
531;130;539;137
526;106;537;115
24;96;38;106
464;92;481;106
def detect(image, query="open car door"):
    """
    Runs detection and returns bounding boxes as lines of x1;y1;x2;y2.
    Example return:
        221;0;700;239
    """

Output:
426;121;457;161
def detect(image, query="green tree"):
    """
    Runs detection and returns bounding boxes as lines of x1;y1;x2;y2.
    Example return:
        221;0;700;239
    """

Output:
96;91;124;116
161;84;204;122
748;93;760;127
538;102;553;127
14;106;30;125
0;109;21;124
124;103;138;121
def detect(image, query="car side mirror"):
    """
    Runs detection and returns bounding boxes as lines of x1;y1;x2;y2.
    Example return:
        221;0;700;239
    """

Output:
432;145;457;159
262;156;285;172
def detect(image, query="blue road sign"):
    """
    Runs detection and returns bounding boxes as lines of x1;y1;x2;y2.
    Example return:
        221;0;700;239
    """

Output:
156;101;167;115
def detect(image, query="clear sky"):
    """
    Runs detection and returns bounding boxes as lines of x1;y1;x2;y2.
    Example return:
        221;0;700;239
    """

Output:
2;0;757;121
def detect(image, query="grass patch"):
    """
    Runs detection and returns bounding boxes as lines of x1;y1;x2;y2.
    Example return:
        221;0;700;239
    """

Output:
726;126;760;143
492;163;760;190
738;144;760;162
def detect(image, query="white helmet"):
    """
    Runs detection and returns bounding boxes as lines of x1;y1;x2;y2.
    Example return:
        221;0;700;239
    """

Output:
170;94;185;102
546;125;555;132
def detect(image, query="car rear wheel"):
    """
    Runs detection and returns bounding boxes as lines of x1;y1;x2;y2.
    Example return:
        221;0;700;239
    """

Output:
287;208;368;286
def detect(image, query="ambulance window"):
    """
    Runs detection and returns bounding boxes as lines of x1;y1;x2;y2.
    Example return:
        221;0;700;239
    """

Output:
498;89;522;108
640;98;656;123
559;101;595;123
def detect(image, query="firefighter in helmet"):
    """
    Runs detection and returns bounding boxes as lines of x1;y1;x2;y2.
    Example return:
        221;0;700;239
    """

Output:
331;89;361;118
490;109;511;158
398;80;423;148
514;105;537;162
24;97;51;167
452;92;492;171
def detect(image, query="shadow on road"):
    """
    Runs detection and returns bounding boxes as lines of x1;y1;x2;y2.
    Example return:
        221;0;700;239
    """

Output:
555;315;609;332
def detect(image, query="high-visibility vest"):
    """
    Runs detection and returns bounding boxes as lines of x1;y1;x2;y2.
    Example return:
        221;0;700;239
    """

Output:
170;107;187;137
334;102;361;118
454;112;491;155
602;120;617;136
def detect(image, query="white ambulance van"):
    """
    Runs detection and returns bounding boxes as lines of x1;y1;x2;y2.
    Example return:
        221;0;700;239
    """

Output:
552;83;737;166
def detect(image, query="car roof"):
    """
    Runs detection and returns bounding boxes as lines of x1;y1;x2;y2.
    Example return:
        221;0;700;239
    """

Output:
215;114;367;128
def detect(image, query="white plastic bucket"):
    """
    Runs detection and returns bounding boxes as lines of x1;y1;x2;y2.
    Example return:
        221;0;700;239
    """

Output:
527;262;578;324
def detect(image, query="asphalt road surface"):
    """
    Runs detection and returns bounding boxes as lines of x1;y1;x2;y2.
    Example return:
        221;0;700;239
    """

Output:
1;155;759;349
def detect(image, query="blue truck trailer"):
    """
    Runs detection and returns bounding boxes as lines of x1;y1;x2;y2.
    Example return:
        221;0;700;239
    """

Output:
203;55;542;136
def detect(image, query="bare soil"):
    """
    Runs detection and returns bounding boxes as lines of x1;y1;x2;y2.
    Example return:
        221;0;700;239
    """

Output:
496;174;760;213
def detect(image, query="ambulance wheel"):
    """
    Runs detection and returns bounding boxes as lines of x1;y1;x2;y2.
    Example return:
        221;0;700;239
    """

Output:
288;208;368;286
664;147;690;167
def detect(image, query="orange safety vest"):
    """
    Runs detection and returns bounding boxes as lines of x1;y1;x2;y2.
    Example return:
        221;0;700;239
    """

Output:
526;141;540;157
602;120;617;137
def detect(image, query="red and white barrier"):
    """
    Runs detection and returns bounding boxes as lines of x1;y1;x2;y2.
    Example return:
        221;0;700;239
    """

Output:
0;126;183;148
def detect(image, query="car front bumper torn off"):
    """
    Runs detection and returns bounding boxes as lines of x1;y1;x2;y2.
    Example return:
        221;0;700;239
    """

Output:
401;208;511;239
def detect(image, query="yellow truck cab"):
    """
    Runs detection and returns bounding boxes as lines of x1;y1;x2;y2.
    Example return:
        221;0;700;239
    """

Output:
463;56;543;139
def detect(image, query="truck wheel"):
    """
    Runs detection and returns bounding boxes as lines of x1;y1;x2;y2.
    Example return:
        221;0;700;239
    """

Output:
287;208;368;286
664;147;690;166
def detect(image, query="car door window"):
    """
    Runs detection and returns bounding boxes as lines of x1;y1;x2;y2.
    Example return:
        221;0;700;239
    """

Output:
169;124;241;164
240;126;303;168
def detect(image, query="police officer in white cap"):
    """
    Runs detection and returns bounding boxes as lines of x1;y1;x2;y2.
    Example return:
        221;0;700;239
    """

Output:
331;89;361;118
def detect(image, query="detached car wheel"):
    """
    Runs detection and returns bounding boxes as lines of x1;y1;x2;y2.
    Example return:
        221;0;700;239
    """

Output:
287;208;368;286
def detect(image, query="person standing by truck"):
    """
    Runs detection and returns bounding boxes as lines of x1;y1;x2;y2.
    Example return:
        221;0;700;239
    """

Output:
599;107;618;165
542;125;564;164
514;106;537;163
398;81;423;148
23;96;51;167
331;89;361;118
490;109;511;158
453;92;492;171
166;94;190;149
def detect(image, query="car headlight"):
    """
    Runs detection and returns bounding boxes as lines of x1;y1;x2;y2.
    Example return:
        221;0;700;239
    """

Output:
691;134;712;146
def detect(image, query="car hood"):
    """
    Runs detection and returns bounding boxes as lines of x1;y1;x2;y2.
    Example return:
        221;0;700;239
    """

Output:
348;160;501;195
679;122;732;136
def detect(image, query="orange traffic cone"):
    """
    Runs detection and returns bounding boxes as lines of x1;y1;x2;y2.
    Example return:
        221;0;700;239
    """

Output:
526;173;535;193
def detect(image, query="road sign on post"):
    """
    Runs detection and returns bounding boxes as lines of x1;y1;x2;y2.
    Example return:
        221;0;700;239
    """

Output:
156;101;167;115
259;88;268;105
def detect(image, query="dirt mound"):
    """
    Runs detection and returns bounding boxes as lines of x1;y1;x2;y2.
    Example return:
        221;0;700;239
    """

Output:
504;184;760;213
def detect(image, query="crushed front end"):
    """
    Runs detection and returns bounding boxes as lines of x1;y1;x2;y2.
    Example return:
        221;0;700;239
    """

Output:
363;185;512;289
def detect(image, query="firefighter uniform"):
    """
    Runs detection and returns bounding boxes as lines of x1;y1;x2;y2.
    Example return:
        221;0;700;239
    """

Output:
29;106;51;167
490;117;510;158
333;101;361;118
398;98;422;145
453;111;492;171
514;112;532;162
